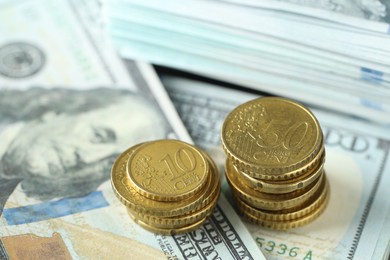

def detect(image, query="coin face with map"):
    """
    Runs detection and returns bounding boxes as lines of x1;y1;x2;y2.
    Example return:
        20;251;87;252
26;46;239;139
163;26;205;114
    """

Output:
127;140;209;202
220;97;329;230
111;140;221;234
222;97;323;175
0;42;45;78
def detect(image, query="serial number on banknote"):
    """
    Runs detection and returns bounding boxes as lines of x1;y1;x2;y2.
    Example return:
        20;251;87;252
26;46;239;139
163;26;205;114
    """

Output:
256;237;313;260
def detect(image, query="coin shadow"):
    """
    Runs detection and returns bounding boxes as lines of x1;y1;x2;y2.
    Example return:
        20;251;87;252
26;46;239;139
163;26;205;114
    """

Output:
294;149;363;237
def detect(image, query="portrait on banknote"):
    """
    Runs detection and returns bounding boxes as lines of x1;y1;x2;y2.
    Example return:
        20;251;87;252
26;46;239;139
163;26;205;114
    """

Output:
0;87;169;215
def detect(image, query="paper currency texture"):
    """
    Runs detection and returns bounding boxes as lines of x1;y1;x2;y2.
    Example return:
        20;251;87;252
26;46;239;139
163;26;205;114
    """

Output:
0;1;265;259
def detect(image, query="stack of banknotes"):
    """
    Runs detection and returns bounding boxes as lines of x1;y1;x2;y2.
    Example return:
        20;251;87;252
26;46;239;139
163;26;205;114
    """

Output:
107;0;390;124
221;97;330;230
111;140;221;235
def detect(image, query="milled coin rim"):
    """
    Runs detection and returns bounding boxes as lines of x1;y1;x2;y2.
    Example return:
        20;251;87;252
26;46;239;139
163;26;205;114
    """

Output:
232;151;325;194
241;143;325;181
127;151;221;229
226;162;325;210
234;176;329;221
128;187;220;229
128;211;209;236
240;182;330;230
126;139;210;202
111;145;216;217
221;97;323;175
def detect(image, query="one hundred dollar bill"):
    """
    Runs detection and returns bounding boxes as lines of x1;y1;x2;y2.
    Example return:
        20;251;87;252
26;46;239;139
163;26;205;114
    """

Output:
0;1;265;259
161;73;390;260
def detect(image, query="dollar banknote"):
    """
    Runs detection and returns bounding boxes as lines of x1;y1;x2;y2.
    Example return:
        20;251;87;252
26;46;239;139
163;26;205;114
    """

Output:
160;73;390;260
0;1;265;259
108;0;390;125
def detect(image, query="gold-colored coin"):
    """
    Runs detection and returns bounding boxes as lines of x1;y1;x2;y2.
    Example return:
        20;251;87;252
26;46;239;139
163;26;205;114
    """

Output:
233;151;325;194
221;97;323;176
242;143;325;181
241;181;330;230
111;145;215;217
127;140;209;202
129;187;220;229
234;177;329;221
226;159;325;210
128;211;208;236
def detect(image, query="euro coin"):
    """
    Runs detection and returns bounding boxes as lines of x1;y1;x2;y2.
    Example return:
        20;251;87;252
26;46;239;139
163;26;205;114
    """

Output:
221;97;323;177
226;159;325;210
234;177;329;221
233;151;325;194
222;97;329;229
240;180;330;230
128;187;220;229
128;210;209;236
112;145;213;217
242;142;325;181
112;140;221;234
127;140;209;202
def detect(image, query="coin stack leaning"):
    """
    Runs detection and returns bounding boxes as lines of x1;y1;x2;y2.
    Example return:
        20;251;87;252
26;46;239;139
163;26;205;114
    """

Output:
221;97;329;230
111;139;220;235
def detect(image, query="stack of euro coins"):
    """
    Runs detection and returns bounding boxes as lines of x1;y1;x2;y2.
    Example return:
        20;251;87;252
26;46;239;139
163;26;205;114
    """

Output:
221;97;329;230
111;139;220;235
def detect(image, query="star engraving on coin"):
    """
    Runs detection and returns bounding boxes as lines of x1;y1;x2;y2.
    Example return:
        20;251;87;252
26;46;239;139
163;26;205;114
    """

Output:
222;97;329;230
222;97;323;174
127;140;209;201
